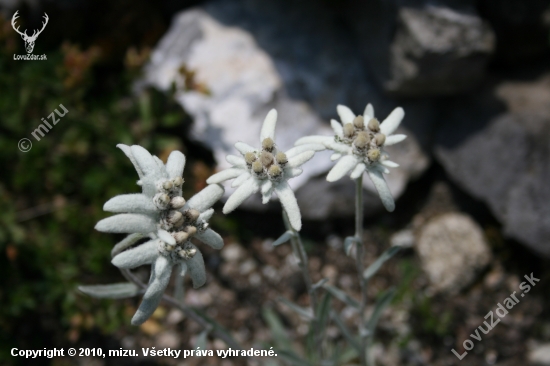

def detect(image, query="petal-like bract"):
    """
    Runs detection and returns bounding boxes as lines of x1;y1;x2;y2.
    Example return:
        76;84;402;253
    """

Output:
130;145;161;177
206;168;243;184
117;144;144;179
288;150;315;168
326;155;358;182
350;163;367;179
195;228;224;250
131;256;172;325
380;107;405;136
367;167;395;212
183;184;224;213
275;181;302;231
285;143;325;158
363;103;374;119
103;194;157;213
384;134;407;146
95;213;157;234
112;240;158;269
185;244;206;288
294;135;333;146
337;104;356;124
223;178;260;214
260;109;278;141
166;151;186;179
330;119;344;137
234;142;257;154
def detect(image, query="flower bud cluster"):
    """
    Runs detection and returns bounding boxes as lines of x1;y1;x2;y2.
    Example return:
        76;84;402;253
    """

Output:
339;115;386;164
244;138;287;182
152;176;205;261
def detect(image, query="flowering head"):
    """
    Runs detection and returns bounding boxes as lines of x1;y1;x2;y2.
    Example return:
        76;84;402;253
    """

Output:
206;109;324;231
295;104;407;212
94;144;225;325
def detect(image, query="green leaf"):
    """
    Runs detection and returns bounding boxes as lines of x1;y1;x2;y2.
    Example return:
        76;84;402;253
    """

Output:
344;236;357;256
363;246;401;280
195;329;209;350
322;284;359;309
312;278;328;290
278;297;314;320
77;283;140;299
262;307;293;351
366;288;396;334
316;292;332;332
272;230;295;246
330;310;361;352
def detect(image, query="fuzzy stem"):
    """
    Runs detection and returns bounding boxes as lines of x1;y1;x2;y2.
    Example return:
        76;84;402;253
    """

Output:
120;268;244;352
282;210;322;361
174;264;185;302
355;176;368;366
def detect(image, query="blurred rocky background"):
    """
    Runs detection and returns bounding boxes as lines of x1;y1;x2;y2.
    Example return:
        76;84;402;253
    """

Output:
1;0;550;365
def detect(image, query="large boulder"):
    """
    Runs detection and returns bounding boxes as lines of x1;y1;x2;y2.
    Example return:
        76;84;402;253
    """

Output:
436;75;550;256
343;1;495;96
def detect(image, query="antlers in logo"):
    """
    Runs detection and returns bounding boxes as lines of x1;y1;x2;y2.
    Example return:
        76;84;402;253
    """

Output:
11;11;49;54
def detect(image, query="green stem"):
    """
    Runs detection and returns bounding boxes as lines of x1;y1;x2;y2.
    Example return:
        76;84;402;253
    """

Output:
282;211;322;361
355;176;368;366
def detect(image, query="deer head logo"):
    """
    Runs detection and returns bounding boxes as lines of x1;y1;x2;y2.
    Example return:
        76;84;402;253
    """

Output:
11;11;49;54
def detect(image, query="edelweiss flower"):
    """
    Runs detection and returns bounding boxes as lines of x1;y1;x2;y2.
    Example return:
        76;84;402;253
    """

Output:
95;144;224;325
295;104;406;212
205;109;322;231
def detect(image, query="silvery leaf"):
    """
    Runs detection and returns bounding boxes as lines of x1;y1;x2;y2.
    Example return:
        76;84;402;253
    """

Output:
111;240;158;269
184;184;224;213
195;228;224;250
166;150;186;179
277;297;314;320
363;246;401;280
111;233;145;258
185;244;206;288
95;213;157;234
78;283;141;299
130;145;161;178
103;194;157;213
131;256;172;325
272;230;295;247
323;284;359;309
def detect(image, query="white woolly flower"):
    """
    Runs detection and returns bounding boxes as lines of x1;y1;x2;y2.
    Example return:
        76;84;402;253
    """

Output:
95;144;224;325
206;109;323;231
295;104;406;212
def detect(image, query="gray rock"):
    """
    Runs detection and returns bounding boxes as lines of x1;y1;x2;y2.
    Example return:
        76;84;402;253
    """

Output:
344;2;494;96
416;212;491;294
436;75;550;256
141;0;430;219
386;6;495;96
528;342;550;366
